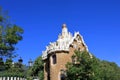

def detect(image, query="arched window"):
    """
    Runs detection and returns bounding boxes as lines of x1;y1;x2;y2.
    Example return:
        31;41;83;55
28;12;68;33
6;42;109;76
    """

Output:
52;54;56;64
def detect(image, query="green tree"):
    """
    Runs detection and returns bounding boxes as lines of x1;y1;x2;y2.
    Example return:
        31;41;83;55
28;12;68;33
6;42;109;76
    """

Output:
0;58;26;77
27;56;44;80
0;7;24;77
66;50;120;80
0;7;23;58
5;58;13;70
98;61;120;80
66;51;95;80
0;57;5;71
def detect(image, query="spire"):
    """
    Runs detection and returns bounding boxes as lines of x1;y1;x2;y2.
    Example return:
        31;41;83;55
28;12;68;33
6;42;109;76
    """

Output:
62;24;67;28
28;59;33;67
62;24;68;37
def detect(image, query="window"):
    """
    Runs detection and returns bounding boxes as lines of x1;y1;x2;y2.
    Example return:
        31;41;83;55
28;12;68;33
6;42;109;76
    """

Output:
52;54;56;64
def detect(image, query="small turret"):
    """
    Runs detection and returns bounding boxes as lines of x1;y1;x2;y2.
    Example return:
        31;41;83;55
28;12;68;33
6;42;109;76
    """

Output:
28;59;33;67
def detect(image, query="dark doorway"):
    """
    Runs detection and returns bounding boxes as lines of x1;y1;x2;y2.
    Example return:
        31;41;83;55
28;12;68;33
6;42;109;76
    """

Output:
60;74;66;80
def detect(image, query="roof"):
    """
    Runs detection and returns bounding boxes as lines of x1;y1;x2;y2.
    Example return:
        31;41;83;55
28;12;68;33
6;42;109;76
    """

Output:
42;24;88;60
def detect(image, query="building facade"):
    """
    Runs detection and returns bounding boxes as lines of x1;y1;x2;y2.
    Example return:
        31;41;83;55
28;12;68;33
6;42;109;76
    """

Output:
42;24;89;80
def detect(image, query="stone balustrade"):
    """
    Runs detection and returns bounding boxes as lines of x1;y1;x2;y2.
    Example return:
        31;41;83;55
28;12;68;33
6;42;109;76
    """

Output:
0;77;26;80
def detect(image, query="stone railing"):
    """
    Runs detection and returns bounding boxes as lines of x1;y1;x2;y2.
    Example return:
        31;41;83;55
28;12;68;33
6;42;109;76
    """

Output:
0;77;26;80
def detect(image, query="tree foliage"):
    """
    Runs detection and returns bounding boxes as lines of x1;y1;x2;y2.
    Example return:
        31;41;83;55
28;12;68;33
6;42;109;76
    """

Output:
66;51;95;80
27;56;44;80
66;51;120;80
0;7;23;57
0;57;4;71
0;58;26;77
0;6;25;77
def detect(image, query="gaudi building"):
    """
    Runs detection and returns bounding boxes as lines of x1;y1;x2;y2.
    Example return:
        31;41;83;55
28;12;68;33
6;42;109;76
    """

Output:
42;24;89;80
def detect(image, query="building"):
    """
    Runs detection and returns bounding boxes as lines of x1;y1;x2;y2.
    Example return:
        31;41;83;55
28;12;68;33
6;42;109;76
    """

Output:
42;24;90;80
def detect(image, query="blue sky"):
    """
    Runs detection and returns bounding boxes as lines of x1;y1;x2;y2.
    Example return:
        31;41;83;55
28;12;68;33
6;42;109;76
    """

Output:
0;0;120;66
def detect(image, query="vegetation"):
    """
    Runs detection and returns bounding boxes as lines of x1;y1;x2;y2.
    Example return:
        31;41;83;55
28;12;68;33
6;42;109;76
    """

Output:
0;7;23;58
0;7;25;77
66;51;120;80
27;56;44;80
0;58;26;77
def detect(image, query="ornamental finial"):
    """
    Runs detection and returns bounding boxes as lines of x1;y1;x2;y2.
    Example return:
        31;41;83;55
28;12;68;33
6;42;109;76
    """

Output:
62;24;67;28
